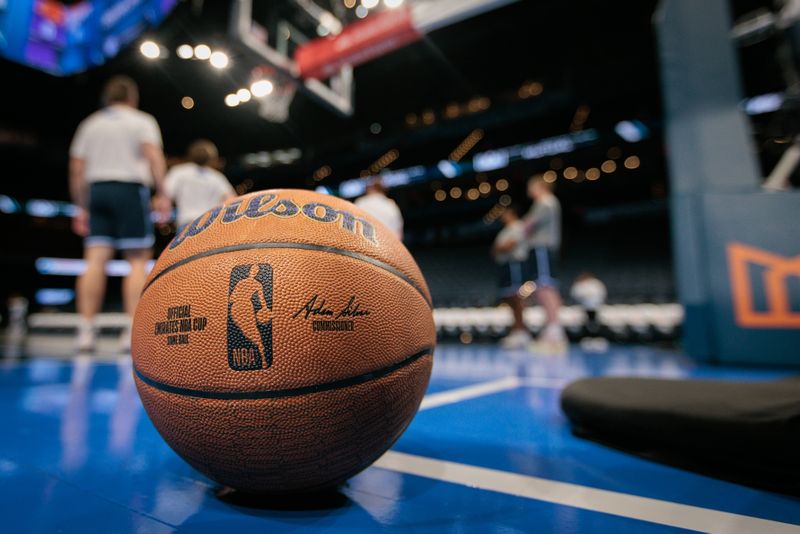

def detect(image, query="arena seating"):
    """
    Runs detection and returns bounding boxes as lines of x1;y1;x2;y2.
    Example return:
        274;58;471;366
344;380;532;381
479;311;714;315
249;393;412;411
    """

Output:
23;243;680;344
411;243;675;307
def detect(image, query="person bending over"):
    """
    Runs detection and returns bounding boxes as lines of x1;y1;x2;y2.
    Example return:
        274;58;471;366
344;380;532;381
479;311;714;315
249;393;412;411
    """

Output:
492;205;531;349
165;139;235;231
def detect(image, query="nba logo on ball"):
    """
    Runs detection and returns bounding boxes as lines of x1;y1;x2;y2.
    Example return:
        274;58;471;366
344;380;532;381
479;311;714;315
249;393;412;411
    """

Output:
227;264;273;371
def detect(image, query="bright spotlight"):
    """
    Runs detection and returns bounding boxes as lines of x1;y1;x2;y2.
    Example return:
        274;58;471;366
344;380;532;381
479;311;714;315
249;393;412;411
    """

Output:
224;94;239;107
362;0;379;9
355;5;368;17
209;51;229;69
140;41;160;59
194;44;211;60
236;88;252;103
384;0;404;7
177;44;193;59
250;80;274;97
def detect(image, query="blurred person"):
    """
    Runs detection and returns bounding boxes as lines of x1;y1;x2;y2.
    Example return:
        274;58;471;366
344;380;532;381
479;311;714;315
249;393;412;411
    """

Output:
165;139;235;230
491;205;531;349
69;75;170;353
5;292;28;337
355;179;404;240
524;175;566;352
570;272;607;335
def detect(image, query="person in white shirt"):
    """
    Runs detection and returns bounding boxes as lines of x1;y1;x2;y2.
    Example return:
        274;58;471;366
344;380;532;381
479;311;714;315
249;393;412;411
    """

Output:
492;205;531;349
69;75;170;352
354;180;404;240
165;140;235;230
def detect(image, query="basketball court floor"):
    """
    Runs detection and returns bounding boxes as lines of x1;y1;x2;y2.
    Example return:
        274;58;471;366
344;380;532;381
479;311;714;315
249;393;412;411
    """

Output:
2;341;798;533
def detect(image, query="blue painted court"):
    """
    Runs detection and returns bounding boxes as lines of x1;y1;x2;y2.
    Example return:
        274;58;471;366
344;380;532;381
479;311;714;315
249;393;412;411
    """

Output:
1;342;798;533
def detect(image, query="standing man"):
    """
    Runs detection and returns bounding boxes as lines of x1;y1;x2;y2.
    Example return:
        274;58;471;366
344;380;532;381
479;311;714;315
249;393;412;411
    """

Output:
525;175;566;352
69;75;170;352
165;139;235;231
355;179;404;240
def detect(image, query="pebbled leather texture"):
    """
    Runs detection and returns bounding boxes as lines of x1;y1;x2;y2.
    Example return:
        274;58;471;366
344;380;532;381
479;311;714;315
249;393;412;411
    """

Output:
132;189;435;493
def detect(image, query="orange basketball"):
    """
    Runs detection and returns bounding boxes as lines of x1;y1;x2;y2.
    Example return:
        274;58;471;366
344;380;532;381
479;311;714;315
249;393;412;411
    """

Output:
131;189;434;493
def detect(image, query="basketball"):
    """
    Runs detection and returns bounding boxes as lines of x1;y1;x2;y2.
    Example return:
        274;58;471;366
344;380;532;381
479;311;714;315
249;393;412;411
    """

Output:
131;189;435;493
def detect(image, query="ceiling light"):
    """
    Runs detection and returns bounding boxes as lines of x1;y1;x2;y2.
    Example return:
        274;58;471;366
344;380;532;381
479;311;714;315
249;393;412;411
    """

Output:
177;44;193;59
194;44;211;60
236;88;251;103
601;160;617;173
224;94;239;107
251;80;274;97
209;51;229;69
140;41;160;59
624;156;640;170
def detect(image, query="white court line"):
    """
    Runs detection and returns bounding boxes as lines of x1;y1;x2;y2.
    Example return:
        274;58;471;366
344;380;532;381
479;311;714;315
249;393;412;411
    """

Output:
420;375;567;411
522;376;569;389
375;451;800;534
420;376;522;411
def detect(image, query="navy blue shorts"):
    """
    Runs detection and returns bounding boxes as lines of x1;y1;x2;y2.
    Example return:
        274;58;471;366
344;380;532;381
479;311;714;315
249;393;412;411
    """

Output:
528;247;559;288
497;260;529;298
86;182;154;250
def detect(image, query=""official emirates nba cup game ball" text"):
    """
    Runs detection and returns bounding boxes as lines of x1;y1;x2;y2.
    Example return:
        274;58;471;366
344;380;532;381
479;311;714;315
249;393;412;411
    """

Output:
131;189;435;493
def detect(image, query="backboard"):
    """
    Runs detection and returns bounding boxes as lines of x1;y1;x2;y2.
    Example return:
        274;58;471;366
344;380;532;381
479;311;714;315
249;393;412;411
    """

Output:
230;0;354;119
229;0;518;121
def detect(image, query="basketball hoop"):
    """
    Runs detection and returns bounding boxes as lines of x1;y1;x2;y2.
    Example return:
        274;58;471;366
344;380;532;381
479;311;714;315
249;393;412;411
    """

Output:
250;66;296;123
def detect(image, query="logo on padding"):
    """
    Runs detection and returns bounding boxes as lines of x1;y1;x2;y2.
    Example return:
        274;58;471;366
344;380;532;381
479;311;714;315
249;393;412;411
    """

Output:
227;264;273;370
727;243;800;328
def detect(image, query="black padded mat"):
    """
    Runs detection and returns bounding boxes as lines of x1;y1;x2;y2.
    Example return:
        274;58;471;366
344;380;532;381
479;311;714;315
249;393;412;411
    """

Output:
561;376;800;495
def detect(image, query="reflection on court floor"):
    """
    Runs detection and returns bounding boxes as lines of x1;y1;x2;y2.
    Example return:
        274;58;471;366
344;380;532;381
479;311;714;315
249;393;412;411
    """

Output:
0;341;797;533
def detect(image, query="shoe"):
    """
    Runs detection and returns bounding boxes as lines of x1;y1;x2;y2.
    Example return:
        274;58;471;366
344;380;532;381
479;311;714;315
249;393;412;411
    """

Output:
543;323;567;342
579;337;609;352
500;329;532;349
528;338;568;354
529;324;568;354
76;320;96;353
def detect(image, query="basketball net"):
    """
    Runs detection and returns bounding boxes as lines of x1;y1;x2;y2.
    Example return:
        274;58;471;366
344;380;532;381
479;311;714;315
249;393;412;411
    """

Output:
251;66;296;123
